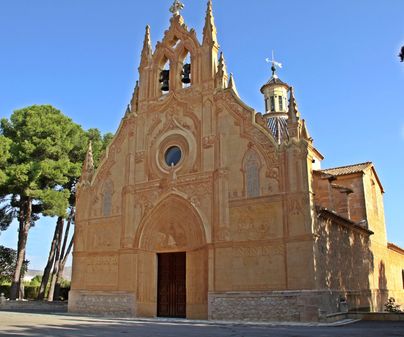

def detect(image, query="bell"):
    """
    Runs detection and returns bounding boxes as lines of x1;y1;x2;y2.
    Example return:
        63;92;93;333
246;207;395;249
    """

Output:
159;69;170;91
181;63;191;84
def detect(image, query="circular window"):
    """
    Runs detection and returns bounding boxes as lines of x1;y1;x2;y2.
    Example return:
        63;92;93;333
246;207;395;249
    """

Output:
164;146;182;166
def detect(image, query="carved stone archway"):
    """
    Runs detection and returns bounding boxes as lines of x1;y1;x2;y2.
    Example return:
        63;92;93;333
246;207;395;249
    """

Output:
134;193;208;319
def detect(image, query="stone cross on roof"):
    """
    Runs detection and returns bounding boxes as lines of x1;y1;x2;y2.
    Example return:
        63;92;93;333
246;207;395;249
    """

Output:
170;0;185;16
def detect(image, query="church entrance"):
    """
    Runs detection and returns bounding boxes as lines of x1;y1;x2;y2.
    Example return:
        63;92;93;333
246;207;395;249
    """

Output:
157;252;186;318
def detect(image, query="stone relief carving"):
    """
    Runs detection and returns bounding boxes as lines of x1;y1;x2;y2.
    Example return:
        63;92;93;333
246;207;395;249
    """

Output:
288;196;310;234
74;225;85;251
255;113;267;128
180;178;212;200
288;198;302;216
233;245;283;258
89;222;118;250
135;151;145;163
90;192;101;217
202;135;216;148
133;176;212;227
154;222;187;250
266;167;280;194
95;159;115;185
146;114;162;137
86;256;118;286
215;91;281;178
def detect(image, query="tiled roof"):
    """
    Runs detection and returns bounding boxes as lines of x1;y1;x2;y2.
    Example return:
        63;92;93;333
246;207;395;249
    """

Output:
267;116;289;144
320;162;372;176
265;77;288;86
260;76;289;93
387;243;404;255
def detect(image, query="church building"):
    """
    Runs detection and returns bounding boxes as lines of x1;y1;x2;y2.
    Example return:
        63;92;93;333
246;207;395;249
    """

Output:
69;1;404;321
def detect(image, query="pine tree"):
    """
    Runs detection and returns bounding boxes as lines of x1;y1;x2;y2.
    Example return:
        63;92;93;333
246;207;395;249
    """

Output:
0;105;84;300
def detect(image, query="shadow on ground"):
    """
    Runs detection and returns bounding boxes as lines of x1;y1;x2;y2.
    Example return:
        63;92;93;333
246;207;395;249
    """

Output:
0;313;404;337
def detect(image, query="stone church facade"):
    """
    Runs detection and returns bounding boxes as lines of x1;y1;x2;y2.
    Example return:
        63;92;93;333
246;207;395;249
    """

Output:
69;1;404;321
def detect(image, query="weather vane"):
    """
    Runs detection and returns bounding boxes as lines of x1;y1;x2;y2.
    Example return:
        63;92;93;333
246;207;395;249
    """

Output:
170;0;185;16
266;51;283;78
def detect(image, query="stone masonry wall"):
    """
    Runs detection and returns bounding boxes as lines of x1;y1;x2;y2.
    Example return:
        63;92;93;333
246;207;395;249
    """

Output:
68;290;136;317
208;291;350;322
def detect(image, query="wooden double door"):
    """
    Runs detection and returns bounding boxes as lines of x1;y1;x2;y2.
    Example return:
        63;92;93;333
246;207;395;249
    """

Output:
157;252;186;318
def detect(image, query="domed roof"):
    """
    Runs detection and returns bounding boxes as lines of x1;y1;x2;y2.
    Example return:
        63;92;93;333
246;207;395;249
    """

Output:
267;115;289;144
260;75;289;93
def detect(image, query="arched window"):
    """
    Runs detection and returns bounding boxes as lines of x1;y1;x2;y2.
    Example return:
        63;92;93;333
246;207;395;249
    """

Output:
102;180;113;217
270;96;275;111
159;57;170;94
243;149;261;198
181;51;191;88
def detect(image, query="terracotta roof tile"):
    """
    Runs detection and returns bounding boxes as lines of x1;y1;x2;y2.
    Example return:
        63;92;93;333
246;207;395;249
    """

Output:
320;162;372;176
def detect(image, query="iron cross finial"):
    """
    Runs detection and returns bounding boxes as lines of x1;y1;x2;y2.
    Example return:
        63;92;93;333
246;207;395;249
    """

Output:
170;0;185;16
265;51;283;78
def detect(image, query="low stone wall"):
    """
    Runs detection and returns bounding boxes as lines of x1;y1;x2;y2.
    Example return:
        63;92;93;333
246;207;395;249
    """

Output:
68;290;136;317
0;300;67;313
208;290;357;322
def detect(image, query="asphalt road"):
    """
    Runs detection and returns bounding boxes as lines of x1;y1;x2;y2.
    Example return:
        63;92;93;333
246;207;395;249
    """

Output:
0;312;403;337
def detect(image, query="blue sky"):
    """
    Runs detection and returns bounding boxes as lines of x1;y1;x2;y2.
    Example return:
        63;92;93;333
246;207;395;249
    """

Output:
0;0;403;270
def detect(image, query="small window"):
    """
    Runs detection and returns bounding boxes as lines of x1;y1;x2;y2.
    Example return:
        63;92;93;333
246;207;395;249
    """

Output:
265;98;268;112
270;96;275;112
278;96;283;111
165;146;182;166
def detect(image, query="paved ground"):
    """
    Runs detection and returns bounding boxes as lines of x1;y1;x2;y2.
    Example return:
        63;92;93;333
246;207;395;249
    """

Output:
0;312;404;337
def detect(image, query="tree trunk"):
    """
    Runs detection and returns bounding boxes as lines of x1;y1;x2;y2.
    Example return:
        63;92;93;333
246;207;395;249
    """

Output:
37;216;64;300
47;217;64;301
54;208;74;300
10;197;32;300
54;235;74;300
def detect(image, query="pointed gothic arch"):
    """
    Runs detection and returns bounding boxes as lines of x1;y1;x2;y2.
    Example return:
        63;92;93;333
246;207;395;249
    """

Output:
178;47;192;88
242;148;262;198
101;179;114;216
134;193;207;251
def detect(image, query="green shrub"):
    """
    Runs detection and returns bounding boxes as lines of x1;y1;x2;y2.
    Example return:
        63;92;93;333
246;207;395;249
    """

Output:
58;287;70;301
0;285;10;298
23;285;39;300
385;297;403;313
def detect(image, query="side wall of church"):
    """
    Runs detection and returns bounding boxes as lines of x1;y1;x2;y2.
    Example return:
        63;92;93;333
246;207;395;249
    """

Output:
368;243;404;311
314;214;373;311
312;168;404;312
385;247;404;307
